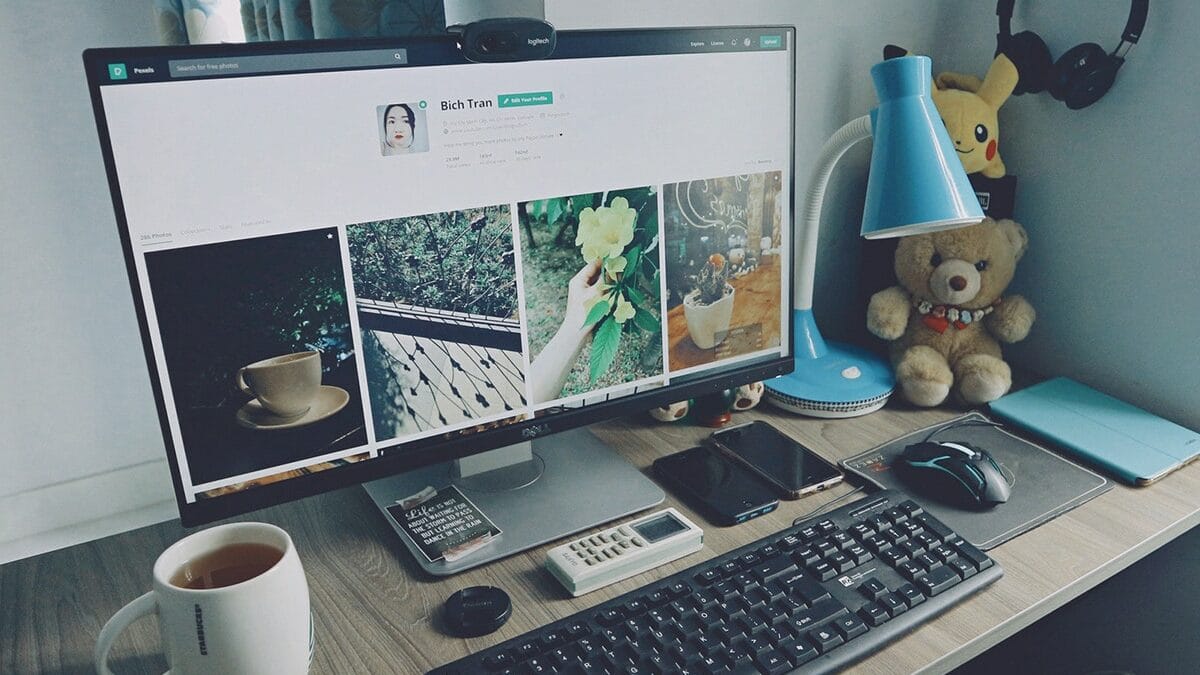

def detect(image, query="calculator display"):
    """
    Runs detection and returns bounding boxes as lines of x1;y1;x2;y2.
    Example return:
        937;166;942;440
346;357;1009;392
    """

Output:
633;513;686;543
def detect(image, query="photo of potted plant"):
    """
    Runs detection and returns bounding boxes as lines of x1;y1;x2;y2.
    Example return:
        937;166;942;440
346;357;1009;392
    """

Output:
683;253;735;349
664;171;785;372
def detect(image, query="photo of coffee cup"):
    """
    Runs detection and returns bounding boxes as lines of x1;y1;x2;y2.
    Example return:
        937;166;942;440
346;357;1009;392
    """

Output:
94;522;312;675
236;351;321;418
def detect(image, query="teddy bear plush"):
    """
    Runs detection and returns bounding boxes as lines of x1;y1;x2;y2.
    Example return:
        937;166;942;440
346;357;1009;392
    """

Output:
867;218;1035;407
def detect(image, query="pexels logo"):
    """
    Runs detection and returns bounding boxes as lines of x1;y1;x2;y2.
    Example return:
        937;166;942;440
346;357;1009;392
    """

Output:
528;37;550;46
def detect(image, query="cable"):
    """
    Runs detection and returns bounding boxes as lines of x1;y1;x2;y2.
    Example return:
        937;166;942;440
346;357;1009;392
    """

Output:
792;484;868;526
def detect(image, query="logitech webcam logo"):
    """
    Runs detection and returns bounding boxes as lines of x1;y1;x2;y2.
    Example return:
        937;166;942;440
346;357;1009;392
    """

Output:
527;37;550;47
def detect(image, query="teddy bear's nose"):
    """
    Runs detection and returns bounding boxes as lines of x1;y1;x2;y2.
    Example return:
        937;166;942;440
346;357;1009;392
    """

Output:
950;275;968;291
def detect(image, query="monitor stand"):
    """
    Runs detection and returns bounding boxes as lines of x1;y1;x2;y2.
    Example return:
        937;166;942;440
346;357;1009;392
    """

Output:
362;427;665;575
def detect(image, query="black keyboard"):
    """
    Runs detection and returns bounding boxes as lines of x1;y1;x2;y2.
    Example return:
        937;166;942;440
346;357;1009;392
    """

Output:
430;490;1002;674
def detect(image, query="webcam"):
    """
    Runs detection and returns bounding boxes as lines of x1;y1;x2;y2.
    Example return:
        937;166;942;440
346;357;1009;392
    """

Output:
451;18;556;63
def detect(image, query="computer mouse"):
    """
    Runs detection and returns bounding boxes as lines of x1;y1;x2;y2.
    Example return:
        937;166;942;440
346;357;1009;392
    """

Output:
899;441;1011;508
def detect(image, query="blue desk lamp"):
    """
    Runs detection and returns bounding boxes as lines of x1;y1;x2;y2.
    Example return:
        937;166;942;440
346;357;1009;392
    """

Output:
766;55;984;417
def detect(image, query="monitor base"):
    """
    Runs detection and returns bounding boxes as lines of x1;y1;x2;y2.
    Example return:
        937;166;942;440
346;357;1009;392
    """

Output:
363;427;665;576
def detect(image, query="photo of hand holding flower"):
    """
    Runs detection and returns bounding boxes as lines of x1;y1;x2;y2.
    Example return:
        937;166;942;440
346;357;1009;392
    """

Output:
521;187;664;404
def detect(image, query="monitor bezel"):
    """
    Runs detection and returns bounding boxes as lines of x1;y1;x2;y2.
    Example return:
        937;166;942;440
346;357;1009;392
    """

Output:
83;26;797;526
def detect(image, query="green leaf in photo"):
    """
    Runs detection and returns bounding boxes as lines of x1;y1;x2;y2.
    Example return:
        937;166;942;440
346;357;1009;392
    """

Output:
582;296;612;330
546;197;566;227
571;193;597;213
633;307;661;333
624;285;646;306
625;245;642;275
589;316;621;383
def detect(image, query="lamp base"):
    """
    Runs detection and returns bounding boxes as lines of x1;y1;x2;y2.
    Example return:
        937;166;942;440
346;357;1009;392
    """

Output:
765;340;894;418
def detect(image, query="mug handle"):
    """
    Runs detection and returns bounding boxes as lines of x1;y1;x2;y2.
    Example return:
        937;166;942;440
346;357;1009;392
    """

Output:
94;591;160;675
235;367;255;396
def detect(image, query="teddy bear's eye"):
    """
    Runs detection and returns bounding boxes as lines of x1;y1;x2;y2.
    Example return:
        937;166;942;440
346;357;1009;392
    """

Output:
974;124;988;142
975;260;989;271
931;252;943;267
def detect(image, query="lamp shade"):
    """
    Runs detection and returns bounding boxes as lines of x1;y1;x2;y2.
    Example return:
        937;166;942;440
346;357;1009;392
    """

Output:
860;56;984;239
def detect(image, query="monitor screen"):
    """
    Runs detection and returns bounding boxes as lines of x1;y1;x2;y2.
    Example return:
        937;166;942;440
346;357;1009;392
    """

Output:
85;27;795;524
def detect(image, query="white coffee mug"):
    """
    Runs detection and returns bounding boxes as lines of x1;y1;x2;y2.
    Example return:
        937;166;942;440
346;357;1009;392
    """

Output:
94;522;312;675
236;351;321;418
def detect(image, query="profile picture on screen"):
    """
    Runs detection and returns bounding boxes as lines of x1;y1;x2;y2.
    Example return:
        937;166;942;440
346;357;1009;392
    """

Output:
378;102;429;156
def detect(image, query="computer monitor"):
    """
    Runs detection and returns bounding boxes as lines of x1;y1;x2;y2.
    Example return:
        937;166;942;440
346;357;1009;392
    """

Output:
84;26;795;574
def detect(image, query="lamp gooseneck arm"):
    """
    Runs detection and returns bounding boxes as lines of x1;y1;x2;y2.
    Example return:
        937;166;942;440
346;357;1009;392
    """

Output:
795;114;873;310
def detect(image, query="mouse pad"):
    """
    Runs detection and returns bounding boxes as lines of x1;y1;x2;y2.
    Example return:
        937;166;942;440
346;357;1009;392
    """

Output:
842;412;1112;550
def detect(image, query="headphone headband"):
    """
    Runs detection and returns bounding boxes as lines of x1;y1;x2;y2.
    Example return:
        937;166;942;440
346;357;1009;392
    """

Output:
996;0;1149;51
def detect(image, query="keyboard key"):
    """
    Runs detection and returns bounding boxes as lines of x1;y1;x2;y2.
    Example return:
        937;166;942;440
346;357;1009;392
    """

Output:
879;548;909;567
884;507;909;524
949;557;977;579
695;568;721;585
752;554;799;585
858;602;890;627
793;546;821;566
811;561;837;581
917;565;961;596
859;577;887;600
898;560;925;581
667;582;691;598
828;551;855;572
897;583;927;608
916;514;954;542
777;534;803;550
483;651;515;670
807;625;845;653
739;552;761;567
878;592;908;617
779;638;818;666
833;613;870;641
951;537;995;571
899;500;924;517
816;519;837;533
916;553;942;571
850;522;875;540
754;647;791;674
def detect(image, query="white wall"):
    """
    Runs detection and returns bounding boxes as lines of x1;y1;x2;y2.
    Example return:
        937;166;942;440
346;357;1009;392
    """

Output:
0;4;177;563
4;1;1194;563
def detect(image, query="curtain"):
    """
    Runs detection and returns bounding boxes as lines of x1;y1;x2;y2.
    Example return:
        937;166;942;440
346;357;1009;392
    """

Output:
154;0;446;44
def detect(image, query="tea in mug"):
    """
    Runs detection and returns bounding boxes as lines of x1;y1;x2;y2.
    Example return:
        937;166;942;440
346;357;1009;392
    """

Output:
170;542;284;590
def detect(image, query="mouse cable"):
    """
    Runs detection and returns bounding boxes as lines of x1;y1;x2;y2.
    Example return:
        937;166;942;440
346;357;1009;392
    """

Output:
792;484;868;526
921;417;1005;443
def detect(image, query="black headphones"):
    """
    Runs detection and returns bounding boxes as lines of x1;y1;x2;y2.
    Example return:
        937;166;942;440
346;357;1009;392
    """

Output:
996;0;1148;109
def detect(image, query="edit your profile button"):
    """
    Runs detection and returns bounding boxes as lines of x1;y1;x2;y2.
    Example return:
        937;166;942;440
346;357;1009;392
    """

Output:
497;91;554;108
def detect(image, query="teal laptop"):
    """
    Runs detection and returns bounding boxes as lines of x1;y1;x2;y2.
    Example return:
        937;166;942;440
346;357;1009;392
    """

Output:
990;377;1200;485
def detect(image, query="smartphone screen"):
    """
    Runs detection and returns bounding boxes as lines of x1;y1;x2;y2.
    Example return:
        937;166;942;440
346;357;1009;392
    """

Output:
654;446;777;525
712;421;841;494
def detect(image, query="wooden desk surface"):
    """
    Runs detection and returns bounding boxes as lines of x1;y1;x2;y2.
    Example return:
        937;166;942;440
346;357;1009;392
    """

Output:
3;403;1198;674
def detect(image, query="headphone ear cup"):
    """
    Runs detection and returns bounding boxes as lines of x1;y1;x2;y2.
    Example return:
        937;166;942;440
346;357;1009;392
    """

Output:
1050;42;1118;109
998;30;1053;95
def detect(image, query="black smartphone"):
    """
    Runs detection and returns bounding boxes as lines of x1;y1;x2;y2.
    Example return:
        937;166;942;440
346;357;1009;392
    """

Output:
653;445;779;526
709;420;844;499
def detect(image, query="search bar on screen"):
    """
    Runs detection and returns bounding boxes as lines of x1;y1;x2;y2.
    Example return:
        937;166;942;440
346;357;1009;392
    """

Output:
169;49;407;78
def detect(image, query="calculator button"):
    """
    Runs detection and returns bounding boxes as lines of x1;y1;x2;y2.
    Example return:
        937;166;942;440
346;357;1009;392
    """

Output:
619;526;634;537
585;558;597;566
632;538;645;547
570;542;583;551
619;540;631;548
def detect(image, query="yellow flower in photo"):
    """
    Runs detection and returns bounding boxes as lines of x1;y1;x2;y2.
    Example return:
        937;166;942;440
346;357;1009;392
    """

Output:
576;196;637;263
613;293;636;324
604;255;627;278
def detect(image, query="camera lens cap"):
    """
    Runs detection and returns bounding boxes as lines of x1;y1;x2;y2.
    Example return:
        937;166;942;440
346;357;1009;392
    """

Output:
443;586;512;637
